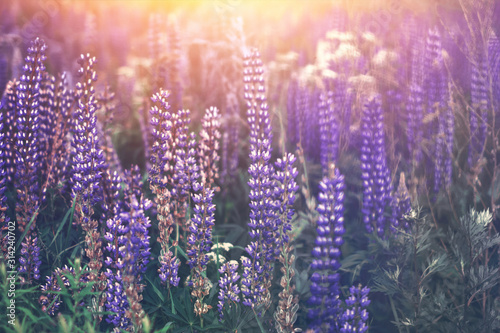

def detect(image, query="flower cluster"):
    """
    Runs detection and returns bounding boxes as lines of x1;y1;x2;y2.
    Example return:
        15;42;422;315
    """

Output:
241;48;276;308
360;96;393;236
15;37;47;283
273;153;300;332
39;264;90;316
340;285;370;333
0;100;10;260
319;90;339;174
72;53;106;286
308;164;345;331
187;182;216;317
217;261;240;321
198;106;221;192
407;83;424;163
469;50;489;168
148;89;180;287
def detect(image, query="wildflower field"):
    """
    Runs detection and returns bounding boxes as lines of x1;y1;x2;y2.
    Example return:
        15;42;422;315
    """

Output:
1;0;500;332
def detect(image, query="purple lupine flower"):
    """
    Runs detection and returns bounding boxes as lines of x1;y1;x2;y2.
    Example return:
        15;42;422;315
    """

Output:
0;102;10;260
49;73;74;196
104;271;130;330
340;285;370;333
287;78;298;145
72;53;106;282
319;90;339;174
168;18;183;113
308;164;345;331
148;89;172;186
15;37;47;283
273;153;299;253
39;265;90;316
0;53;8;97
295;84;306;146
407;83;424;163
444;101;454;188
198;106;221;192
171;109;191;201
97;85;123;177
72;53;105;207
104;195;151;331
218;261;240;321
432;41;451;194
360;96;393;236
304;87;320;159
221;104;240;185
39;272;63;316
38;73;56;178
241;48;276;308
423;28;442;138
2;80;19;184
100;170;123;224
148;89;179;287
19;236;41;281
273;153;300;333
187;182;216;316
469;53;489;167
489;37;500;123
121;200;152;332
123;165;144;209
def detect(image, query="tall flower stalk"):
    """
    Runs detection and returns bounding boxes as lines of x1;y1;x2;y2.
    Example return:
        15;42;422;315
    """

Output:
308;163;345;331
72;53;106;293
273;153;299;333
241;48;276;308
360;96;392;236
15;37;47;283
148;89;180;287
187;182;216;319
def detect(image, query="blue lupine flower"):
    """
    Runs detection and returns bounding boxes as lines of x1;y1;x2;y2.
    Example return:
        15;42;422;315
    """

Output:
221;104;240;184
340;285;370;333
72;53;106;282
218;261;240;321
198;106;221;192
308;164;345;331
72;53;105;207
407;83;424;163
15;37;47;283
148;89;172;187
104;195;151;331
0;102;11;259
360;96;393;236
469;53;489;167
241;48;276;307
319;90;339;174
187;182;215;275
148;89;180;287
273;153;299;254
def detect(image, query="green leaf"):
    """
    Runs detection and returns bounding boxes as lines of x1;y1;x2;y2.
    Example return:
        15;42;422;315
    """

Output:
49;197;77;248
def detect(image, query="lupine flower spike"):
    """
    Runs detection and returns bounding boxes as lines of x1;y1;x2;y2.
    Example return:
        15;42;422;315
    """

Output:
217;261;240;321
187;180;216;318
308;163;345;332
340;285;370;333
273;153;300;333
360;96;393;236
148;89;180;287
241;48;276;308
16;37;47;283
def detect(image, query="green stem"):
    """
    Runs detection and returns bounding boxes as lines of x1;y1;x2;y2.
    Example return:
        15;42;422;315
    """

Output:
389;295;406;333
252;308;266;333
